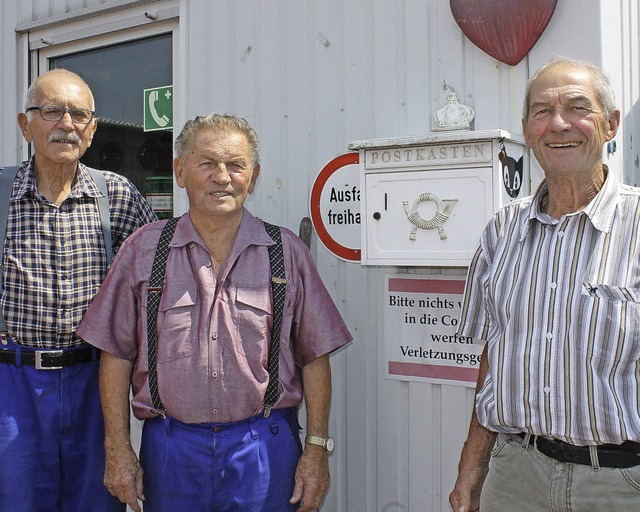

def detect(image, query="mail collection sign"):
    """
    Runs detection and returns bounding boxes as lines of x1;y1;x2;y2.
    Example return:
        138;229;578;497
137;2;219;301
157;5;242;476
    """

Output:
384;274;484;387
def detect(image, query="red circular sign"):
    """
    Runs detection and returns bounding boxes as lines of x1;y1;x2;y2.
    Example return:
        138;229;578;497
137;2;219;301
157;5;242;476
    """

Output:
310;153;361;261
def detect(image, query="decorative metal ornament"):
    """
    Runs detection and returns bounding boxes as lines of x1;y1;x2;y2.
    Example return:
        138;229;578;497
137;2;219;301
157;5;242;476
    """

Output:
433;89;475;131
450;0;557;66
403;193;458;240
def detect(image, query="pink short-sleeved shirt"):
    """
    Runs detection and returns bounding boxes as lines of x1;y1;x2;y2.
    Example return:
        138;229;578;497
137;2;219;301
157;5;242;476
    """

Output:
77;209;351;424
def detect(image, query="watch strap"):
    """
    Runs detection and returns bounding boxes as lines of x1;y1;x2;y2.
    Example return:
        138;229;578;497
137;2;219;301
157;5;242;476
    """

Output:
305;435;333;451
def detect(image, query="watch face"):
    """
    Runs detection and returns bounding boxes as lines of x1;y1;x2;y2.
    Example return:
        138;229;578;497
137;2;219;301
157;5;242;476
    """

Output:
326;438;335;452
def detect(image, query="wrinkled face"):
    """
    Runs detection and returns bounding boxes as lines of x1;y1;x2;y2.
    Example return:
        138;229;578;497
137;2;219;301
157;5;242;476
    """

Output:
174;128;260;224
523;64;619;179
18;74;97;168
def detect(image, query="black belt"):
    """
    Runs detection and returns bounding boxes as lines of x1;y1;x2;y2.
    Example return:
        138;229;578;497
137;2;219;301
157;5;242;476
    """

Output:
0;346;98;370
517;432;640;468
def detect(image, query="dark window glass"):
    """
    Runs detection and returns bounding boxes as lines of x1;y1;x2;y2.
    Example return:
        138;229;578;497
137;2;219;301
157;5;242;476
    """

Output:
50;34;174;218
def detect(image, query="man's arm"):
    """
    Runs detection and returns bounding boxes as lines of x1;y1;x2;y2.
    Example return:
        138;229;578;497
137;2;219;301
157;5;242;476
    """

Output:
100;352;145;512
449;343;496;512
290;354;331;511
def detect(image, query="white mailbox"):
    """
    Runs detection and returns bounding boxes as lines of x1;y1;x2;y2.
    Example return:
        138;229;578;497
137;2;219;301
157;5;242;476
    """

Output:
350;129;529;266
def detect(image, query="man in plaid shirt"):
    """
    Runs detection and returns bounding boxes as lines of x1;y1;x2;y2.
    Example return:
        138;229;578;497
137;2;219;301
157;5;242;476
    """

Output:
0;68;156;511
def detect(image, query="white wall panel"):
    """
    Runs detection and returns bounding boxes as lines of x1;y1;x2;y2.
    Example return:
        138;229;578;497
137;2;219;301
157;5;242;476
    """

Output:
2;1;640;511
629;4;640;185
0;0;24;166
405;0;430;134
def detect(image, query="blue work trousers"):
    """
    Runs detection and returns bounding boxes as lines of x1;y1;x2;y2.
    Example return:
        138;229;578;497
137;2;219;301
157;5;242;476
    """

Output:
0;338;124;512
140;407;303;512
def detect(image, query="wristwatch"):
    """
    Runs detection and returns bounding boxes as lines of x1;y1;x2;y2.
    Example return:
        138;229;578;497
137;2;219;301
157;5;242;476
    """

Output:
305;435;335;453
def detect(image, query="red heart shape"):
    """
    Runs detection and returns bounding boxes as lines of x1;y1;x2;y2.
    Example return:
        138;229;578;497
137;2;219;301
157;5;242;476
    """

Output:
450;0;557;66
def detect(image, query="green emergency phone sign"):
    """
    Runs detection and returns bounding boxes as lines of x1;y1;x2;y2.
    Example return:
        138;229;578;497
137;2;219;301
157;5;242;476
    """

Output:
143;85;173;132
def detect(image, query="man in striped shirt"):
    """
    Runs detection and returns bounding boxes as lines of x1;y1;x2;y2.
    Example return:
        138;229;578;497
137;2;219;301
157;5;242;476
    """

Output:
450;56;640;511
0;69;156;511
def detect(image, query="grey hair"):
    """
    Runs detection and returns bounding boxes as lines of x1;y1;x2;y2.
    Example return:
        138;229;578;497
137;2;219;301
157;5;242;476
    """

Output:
523;56;617;121
174;114;260;165
23;68;95;111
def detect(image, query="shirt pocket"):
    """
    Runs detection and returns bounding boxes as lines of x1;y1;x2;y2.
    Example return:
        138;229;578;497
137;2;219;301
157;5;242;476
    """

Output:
155;286;196;363
234;286;272;365
580;283;640;362
583;283;640;302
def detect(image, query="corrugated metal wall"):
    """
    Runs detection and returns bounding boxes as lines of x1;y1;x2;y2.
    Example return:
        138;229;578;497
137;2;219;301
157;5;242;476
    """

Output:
2;0;640;510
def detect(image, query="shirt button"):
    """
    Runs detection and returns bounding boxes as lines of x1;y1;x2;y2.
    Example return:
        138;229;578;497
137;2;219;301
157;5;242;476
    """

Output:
189;243;195;249
205;261;212;267
213;408;218;414
546;333;553;340
557;231;565;238
212;371;218;378
550;282;557;289
212;332;218;340
543;386;551;394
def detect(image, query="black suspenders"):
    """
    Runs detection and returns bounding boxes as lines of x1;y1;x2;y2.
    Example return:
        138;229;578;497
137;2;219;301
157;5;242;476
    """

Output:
0;165;112;340
146;219;287;419
262;222;286;417
146;218;179;416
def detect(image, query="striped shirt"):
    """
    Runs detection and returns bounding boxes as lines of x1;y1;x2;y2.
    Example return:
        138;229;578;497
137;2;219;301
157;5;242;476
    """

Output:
1;159;157;348
460;169;640;446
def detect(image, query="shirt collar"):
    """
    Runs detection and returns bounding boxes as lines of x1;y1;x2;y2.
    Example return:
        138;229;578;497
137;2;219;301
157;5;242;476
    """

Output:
236;209;276;249
74;164;104;199
582;166;618;233
11;160;37;200
171;208;274;252
12;158;102;201
519;165;619;240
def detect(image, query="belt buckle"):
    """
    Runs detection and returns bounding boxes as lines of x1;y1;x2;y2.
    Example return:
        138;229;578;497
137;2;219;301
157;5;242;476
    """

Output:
35;350;64;370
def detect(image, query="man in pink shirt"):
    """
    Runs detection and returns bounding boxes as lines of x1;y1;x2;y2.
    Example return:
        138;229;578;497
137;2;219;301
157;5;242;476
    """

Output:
77;114;352;512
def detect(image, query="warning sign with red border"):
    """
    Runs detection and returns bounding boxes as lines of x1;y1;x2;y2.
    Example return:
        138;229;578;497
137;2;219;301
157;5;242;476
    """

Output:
309;153;361;261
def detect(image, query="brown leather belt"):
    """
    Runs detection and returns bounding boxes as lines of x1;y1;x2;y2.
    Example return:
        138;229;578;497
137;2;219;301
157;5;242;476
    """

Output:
517;432;640;468
0;346;98;370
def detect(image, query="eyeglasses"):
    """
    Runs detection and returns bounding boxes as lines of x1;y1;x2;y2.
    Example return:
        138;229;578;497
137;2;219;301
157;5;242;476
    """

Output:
25;105;96;124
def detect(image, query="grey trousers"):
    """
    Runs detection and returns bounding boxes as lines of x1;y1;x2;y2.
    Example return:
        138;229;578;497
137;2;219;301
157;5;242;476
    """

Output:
480;433;640;511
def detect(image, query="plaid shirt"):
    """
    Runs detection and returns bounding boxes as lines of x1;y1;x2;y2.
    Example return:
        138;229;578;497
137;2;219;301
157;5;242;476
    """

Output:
1;159;157;348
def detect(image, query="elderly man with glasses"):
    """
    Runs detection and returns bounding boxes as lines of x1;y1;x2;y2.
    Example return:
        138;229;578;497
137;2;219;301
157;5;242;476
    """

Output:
0;68;156;512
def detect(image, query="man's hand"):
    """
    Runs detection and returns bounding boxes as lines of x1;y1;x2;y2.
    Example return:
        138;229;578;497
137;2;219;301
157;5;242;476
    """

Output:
448;453;489;512
449;343;495;511
99;353;142;510
289;444;330;511
294;354;332;510
104;444;145;512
